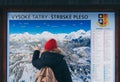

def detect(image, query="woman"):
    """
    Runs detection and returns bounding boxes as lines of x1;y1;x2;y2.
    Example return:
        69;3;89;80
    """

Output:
32;38;73;82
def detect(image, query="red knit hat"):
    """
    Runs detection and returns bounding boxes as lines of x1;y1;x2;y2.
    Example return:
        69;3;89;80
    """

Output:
44;38;58;51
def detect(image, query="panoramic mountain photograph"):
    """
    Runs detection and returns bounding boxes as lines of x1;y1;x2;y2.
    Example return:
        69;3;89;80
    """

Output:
8;20;91;82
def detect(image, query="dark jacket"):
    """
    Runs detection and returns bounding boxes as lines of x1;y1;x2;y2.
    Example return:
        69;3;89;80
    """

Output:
32;50;73;82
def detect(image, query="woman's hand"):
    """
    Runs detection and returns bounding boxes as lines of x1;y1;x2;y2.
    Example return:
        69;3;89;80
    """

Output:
33;46;41;51
31;45;41;51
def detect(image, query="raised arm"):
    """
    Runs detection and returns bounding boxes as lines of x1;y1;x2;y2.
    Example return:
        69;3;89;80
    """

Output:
32;50;44;69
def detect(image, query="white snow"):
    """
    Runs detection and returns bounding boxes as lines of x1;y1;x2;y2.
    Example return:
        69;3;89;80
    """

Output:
10;29;90;42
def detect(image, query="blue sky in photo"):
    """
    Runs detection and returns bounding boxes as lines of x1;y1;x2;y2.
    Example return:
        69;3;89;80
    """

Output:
9;20;91;34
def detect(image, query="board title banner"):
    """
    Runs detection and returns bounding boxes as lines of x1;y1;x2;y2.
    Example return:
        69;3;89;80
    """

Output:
8;13;90;20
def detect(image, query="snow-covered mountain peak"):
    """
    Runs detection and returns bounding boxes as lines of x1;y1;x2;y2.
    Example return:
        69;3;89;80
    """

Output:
64;30;90;41
41;31;53;35
10;29;90;43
